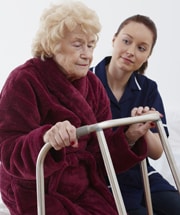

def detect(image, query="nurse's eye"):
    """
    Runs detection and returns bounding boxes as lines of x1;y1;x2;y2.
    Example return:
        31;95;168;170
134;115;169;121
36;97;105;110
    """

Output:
138;46;146;52
122;38;130;45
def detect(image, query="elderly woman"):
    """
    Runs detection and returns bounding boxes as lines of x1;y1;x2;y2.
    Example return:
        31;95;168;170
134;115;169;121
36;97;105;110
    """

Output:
0;2;150;214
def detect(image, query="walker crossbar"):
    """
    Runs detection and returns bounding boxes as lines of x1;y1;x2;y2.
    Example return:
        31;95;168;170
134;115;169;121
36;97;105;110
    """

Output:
36;113;180;215
76;113;160;138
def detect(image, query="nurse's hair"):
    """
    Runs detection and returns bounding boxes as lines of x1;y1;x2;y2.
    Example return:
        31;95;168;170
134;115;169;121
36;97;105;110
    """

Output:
115;14;157;74
31;0;101;60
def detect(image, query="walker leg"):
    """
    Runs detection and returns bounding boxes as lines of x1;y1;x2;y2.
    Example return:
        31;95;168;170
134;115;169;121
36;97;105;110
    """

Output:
156;120;180;192
140;118;180;215
96;129;127;215
140;159;153;215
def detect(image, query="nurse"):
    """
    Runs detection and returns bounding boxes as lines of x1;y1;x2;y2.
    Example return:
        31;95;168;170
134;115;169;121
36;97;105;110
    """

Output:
93;14;180;215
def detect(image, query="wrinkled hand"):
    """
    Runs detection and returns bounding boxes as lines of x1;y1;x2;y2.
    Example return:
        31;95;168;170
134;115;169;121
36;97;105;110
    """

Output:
43;120;78;150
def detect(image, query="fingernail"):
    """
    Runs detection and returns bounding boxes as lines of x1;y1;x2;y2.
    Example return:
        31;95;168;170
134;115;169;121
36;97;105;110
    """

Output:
150;122;155;127
70;142;75;146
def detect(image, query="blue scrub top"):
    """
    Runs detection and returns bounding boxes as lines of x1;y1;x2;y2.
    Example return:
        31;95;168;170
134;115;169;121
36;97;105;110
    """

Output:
91;56;176;210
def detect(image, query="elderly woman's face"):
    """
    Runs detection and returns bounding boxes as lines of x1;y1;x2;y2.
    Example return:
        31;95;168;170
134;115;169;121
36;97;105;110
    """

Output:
53;26;97;81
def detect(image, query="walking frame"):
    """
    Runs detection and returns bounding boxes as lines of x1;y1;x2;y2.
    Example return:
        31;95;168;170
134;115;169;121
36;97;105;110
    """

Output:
36;113;180;215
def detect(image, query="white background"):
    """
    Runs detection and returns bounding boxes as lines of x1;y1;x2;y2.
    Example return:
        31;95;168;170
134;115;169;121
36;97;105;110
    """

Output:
1;0;179;112
0;1;180;212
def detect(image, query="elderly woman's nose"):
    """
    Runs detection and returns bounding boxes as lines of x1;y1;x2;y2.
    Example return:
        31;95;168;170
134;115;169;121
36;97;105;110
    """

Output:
81;46;93;58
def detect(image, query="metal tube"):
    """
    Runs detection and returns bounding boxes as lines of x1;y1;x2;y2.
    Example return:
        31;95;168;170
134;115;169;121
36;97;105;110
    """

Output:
96;129;127;215
36;142;51;215
140;159;153;215
76;113;160;138
156;119;180;192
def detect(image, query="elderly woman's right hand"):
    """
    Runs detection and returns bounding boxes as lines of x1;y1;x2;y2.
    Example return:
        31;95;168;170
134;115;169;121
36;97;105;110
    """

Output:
43;120;78;150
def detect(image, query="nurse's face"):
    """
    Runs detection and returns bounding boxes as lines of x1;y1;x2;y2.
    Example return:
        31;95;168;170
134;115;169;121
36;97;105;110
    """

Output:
53;26;97;81
112;21;153;73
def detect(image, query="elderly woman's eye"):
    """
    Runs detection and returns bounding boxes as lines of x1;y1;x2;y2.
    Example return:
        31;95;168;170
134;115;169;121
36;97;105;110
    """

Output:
88;44;95;49
72;42;82;47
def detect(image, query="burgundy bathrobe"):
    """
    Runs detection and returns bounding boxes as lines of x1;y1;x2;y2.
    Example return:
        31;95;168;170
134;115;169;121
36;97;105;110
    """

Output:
0;58;147;215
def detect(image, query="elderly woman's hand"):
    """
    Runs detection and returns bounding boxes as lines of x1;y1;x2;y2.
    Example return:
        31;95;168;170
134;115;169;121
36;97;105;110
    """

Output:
43;120;78;150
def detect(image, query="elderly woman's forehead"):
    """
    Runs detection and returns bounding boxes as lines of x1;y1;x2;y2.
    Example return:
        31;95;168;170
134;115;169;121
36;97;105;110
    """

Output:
72;34;96;41
64;27;97;41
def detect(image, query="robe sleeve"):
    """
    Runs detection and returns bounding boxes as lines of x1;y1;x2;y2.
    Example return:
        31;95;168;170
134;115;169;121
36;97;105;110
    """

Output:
0;68;67;179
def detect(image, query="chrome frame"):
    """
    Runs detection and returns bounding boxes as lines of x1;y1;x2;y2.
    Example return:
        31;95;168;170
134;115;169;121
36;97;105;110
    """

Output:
36;113;180;215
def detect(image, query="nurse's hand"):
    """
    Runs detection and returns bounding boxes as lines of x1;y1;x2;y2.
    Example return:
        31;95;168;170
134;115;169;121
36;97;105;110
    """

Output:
125;106;161;146
131;106;163;118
